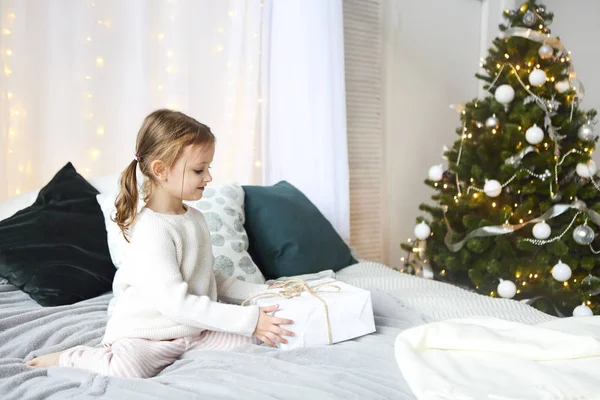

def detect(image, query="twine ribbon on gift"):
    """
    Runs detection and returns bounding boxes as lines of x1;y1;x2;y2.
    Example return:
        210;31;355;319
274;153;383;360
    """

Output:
242;278;341;344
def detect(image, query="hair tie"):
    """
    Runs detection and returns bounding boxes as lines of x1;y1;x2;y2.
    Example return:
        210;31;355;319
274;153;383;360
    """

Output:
133;152;141;162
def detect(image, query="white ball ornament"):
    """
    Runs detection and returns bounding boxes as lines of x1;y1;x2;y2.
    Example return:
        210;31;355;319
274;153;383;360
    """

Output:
525;124;544;145
483;179;502;197
494;84;515;105
528;68;547;87
414;221;431;240
573;302;594;317
551;260;572;282
576;160;597;178
555;80;570;93
497;279;517;299
532;221;551;240
428;164;444;181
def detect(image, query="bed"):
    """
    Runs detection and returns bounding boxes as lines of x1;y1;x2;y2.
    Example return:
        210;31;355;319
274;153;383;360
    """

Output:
0;261;555;400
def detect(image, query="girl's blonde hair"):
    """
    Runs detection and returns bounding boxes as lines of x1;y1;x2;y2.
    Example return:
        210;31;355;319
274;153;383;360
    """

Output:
114;109;215;241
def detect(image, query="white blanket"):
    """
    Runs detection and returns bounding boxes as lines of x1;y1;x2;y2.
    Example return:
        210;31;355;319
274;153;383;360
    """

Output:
395;316;600;400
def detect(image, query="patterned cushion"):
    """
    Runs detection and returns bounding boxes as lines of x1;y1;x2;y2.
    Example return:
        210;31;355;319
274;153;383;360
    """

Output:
97;182;265;284
187;183;265;284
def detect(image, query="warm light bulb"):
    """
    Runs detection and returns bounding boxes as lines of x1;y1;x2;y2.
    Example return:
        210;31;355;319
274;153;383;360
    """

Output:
4;66;12;76
85;75;91;80
86;36;92;42
519;219;524;223
254;160;262;168
228;11;236;17
96;57;104;67
5;49;12;56
8;128;15;136
492;202;497;207
516;272;521;278
89;148;101;160
504;53;509;59
2;28;10;35
443;184;448;189
97;125;105;136
215;44;224;52
157;84;163;91
7;92;13;99
157;33;165;40
167;50;173;58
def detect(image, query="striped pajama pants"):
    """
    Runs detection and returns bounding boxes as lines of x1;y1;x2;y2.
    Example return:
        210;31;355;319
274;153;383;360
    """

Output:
59;330;260;379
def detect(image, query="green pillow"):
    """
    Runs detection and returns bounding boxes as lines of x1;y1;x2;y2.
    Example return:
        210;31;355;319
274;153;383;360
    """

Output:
242;181;357;280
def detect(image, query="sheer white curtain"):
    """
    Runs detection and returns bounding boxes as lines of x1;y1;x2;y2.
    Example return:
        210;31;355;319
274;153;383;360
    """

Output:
0;0;350;238
261;0;350;240
0;0;263;198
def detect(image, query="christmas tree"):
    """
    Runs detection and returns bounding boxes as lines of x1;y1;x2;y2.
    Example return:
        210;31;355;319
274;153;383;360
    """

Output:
402;0;599;317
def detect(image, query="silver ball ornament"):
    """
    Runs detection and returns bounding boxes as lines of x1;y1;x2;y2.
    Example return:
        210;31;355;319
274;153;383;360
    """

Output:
573;199;587;210
578;123;595;141
573;224;595;245
551;260;572;282
538;44;553;59
485;114;499;129
551;192;562;202
522;10;537;26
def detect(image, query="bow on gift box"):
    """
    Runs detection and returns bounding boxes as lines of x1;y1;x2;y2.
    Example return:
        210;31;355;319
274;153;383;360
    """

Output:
242;278;341;344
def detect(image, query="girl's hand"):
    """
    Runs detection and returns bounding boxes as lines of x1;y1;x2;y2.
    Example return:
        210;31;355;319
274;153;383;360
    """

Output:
253;304;294;347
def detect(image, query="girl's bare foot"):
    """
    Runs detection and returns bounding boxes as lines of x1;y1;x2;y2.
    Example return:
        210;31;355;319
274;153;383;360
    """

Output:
25;351;63;368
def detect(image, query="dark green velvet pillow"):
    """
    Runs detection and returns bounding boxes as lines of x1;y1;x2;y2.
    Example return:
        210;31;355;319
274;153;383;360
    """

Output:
0;162;115;306
242;181;357;280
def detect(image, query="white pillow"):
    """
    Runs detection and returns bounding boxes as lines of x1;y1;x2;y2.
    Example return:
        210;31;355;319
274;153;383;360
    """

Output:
97;182;266;284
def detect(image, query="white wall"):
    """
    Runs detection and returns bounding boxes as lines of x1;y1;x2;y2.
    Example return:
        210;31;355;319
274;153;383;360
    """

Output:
383;0;600;268
383;0;483;267
543;0;600;165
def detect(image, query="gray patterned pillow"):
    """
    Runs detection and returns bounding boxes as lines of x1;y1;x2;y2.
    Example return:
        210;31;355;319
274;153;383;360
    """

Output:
188;183;265;284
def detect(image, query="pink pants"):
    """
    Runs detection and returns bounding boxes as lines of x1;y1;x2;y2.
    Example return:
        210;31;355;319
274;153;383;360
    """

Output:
59;330;260;379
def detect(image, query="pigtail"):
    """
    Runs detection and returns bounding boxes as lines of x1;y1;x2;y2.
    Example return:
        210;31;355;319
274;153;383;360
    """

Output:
114;160;139;242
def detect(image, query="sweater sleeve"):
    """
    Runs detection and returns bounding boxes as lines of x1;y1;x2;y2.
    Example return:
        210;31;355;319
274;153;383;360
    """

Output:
131;219;260;337
214;268;269;304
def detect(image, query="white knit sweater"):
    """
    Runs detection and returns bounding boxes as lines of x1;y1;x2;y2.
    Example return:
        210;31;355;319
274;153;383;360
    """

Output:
102;206;268;344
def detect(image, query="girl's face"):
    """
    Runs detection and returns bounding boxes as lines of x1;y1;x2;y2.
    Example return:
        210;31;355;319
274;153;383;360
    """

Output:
164;143;214;201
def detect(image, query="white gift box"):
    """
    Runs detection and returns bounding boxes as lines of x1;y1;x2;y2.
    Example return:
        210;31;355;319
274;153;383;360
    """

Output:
246;278;376;350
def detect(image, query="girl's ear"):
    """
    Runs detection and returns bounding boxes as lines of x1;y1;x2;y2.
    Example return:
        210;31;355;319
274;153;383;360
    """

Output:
150;160;168;181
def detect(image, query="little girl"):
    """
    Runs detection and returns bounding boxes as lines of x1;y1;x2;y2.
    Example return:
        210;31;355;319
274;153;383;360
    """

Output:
26;109;294;378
